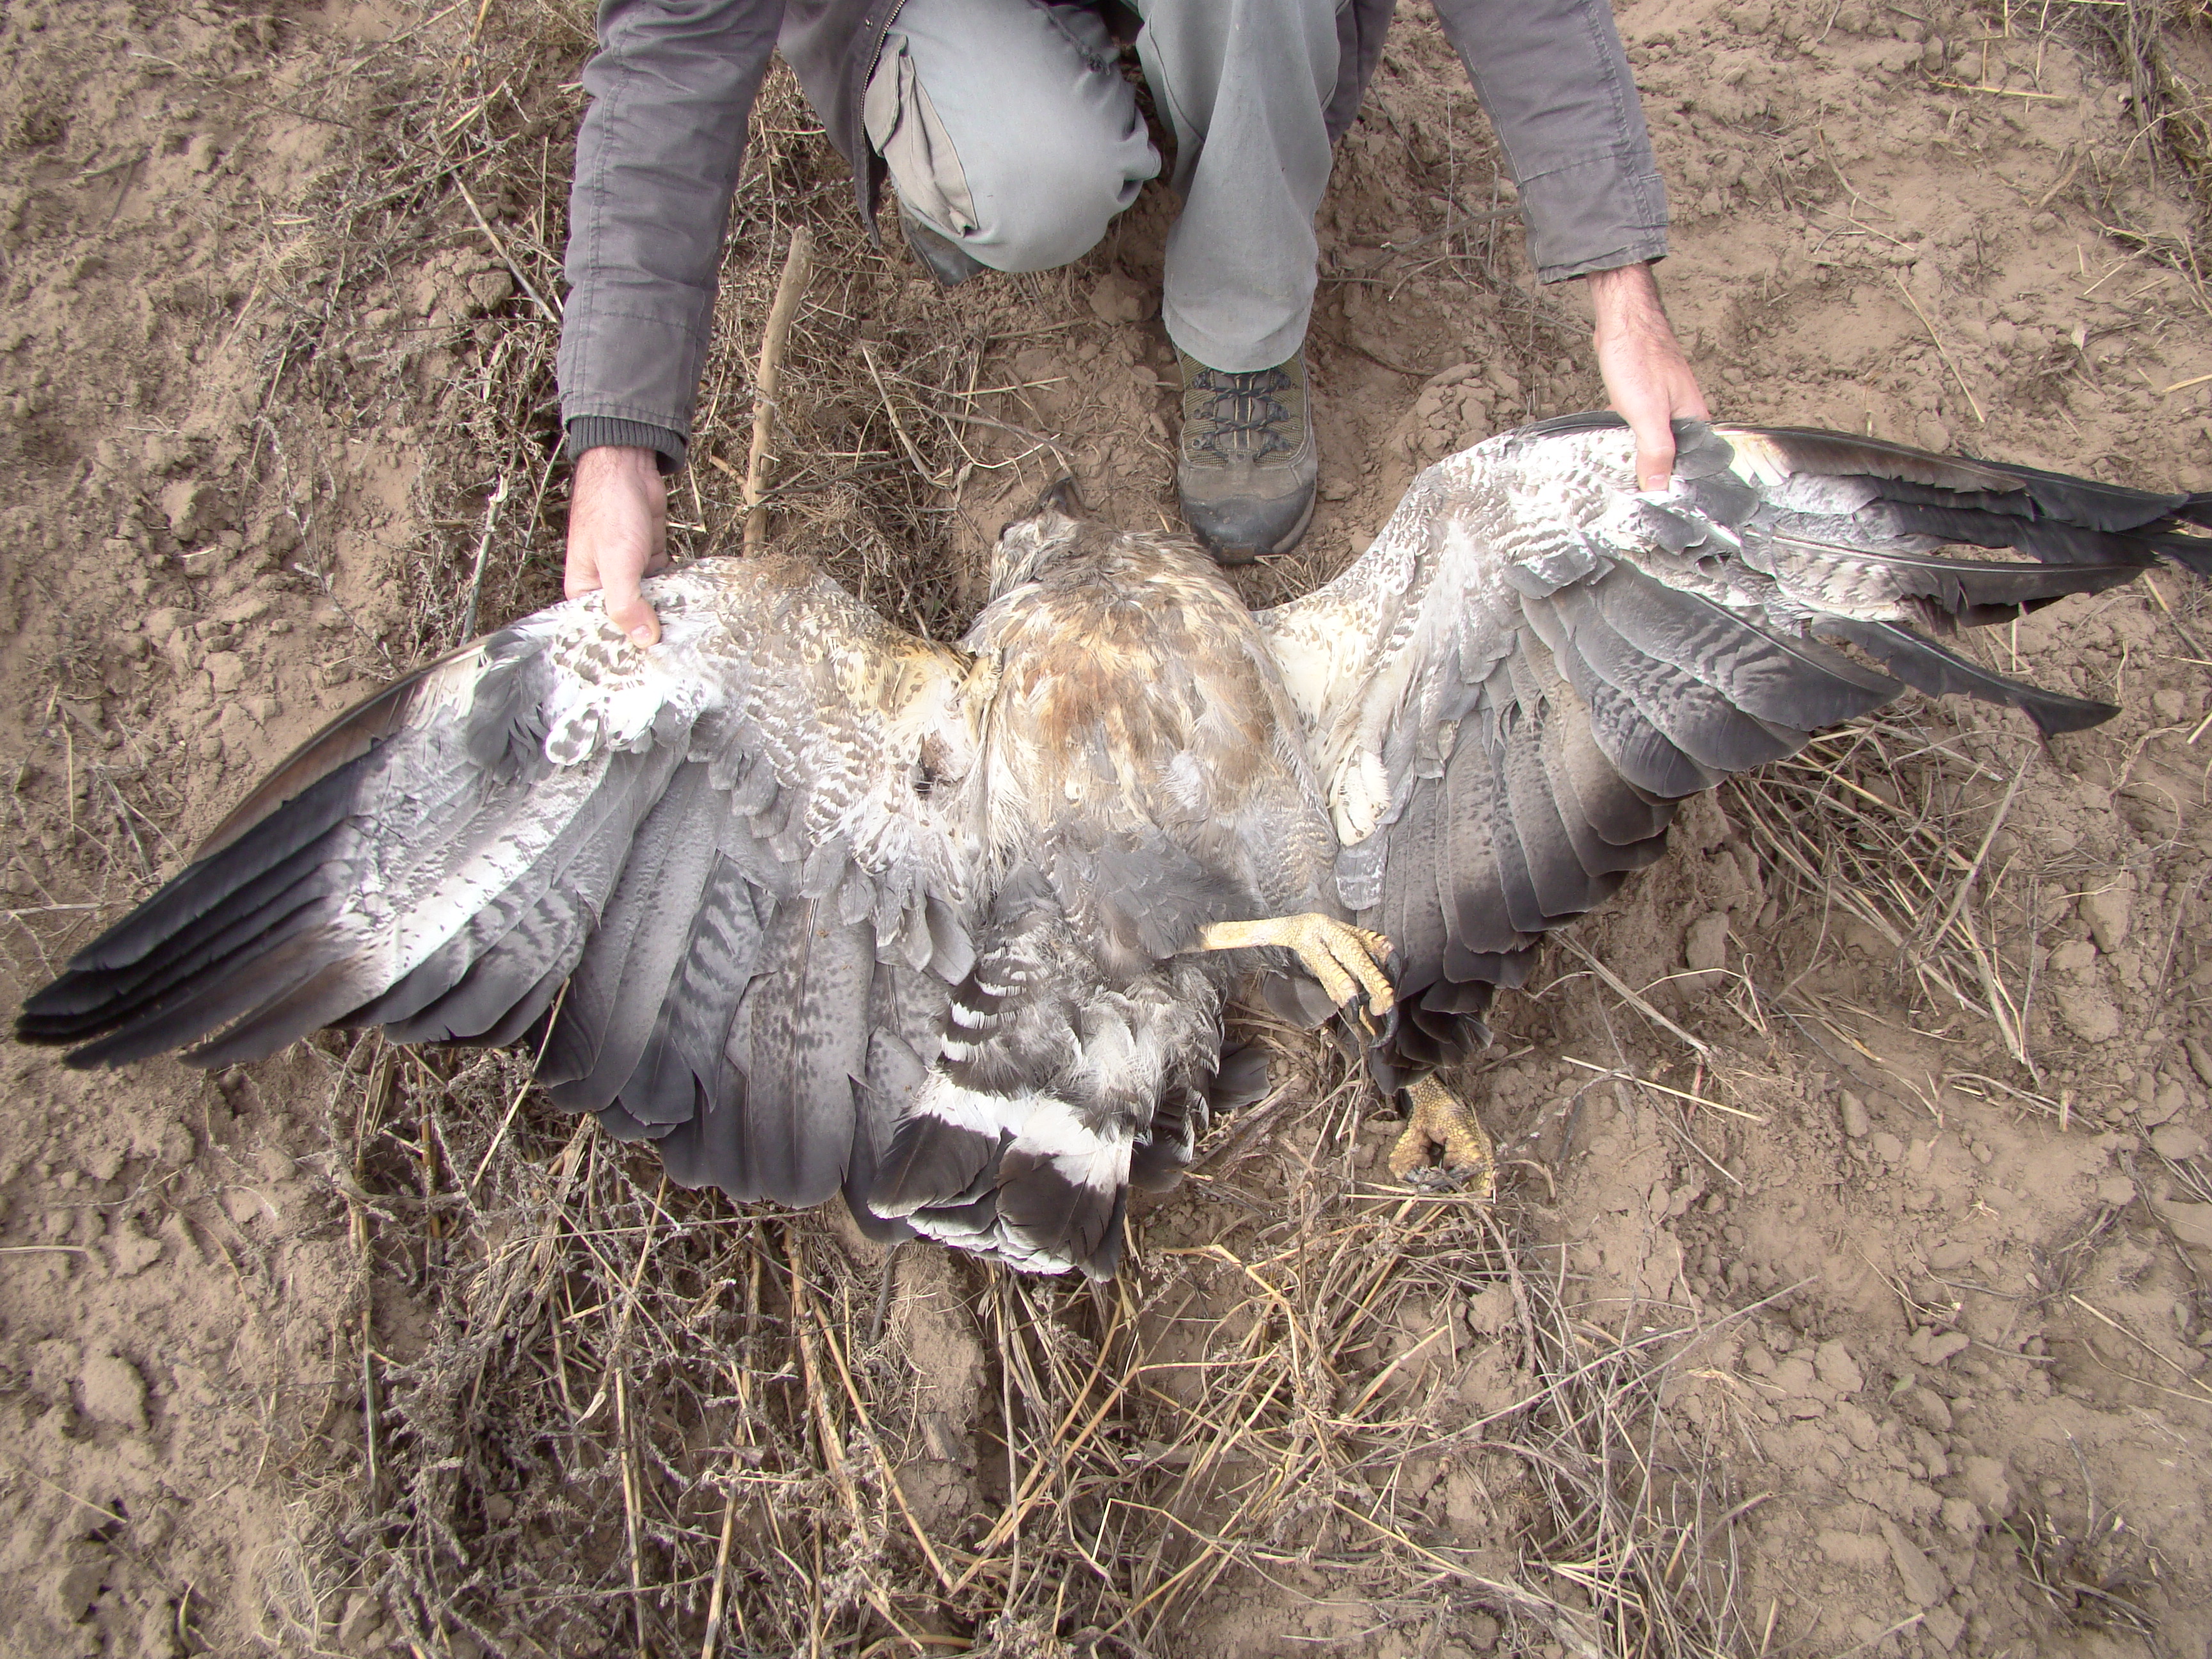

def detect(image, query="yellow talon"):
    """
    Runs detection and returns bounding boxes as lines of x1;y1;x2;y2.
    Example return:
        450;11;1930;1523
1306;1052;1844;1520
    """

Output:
1388;1075;1497;1198
1195;914;1396;1017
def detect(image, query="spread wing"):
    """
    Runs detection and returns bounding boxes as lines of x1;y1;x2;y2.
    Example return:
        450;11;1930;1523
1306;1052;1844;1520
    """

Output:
1259;414;2210;1080
17;555;990;1221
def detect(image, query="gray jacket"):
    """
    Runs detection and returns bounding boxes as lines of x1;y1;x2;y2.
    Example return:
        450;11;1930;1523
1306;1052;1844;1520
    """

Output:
557;0;1669;467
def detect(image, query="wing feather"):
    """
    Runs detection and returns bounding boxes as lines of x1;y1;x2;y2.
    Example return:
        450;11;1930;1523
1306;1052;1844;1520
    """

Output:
1264;416;2199;1086
19;556;988;1238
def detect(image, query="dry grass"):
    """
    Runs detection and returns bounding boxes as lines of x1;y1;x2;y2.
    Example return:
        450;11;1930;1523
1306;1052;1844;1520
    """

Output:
2061;0;2212;288
292;1014;1797;1657
177;4;2192;1656
1726;710;2059;1078
2080;0;2212;222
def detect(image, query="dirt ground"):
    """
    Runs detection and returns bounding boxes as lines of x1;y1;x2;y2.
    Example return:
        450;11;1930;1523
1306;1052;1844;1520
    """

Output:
3;1;2211;1655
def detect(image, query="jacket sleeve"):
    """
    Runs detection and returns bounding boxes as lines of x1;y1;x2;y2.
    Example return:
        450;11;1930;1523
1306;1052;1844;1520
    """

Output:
1427;0;1668;283
556;0;785;469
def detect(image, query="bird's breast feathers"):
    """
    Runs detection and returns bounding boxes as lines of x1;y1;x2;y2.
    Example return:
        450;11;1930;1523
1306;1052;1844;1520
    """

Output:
974;575;1285;828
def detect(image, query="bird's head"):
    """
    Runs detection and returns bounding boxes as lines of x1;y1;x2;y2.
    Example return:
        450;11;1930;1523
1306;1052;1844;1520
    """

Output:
988;476;1086;598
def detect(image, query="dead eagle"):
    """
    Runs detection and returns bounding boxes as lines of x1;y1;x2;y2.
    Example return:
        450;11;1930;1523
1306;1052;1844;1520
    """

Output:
19;417;2209;1275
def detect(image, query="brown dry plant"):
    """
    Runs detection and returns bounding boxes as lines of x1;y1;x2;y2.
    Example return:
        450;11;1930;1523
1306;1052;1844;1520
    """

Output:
121;4;2193;1656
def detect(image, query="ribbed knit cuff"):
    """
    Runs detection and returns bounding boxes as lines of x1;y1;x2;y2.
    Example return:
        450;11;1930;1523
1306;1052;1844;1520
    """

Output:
566;417;686;474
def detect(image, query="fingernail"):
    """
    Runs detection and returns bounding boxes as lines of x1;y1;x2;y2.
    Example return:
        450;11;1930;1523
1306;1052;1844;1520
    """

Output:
629;624;653;645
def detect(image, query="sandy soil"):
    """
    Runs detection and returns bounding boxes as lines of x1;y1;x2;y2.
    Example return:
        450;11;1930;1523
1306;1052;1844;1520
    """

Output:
1;1;2209;1655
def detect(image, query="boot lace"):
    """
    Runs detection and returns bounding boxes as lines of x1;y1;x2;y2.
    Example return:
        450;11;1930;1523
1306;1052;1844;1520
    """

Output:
1185;365;1299;461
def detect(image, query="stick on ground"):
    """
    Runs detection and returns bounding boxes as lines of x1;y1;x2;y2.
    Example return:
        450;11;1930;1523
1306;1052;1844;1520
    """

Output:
744;226;815;553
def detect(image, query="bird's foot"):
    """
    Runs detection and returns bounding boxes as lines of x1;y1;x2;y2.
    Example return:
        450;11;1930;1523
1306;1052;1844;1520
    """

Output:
1196;915;1395;1017
1388;1075;1496;1198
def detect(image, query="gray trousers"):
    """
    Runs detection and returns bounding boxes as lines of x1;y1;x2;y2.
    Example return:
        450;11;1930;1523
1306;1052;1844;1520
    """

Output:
866;0;1342;374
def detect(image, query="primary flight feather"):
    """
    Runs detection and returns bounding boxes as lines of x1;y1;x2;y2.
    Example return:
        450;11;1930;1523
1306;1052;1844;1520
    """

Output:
20;419;2208;1275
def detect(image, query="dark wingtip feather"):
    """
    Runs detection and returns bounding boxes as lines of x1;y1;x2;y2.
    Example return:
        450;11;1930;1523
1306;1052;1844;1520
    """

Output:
1513;410;1626;441
2152;527;2212;575
1717;425;2026;496
1959;453;2191;534
1813;617;2118;736
1837;532;2153;617
1722;424;2200;541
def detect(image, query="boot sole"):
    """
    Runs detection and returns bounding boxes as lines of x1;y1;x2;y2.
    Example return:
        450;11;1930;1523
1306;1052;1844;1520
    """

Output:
1195;486;1317;565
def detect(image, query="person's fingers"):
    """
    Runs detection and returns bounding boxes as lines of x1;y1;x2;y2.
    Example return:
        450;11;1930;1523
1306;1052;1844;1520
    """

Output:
1585;263;1711;493
1630;405;1678;493
563;544;597;601
565;446;667;644
604;575;661;646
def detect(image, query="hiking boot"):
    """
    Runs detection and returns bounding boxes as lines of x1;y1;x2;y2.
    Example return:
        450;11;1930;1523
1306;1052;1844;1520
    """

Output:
900;205;986;288
1175;348;1317;561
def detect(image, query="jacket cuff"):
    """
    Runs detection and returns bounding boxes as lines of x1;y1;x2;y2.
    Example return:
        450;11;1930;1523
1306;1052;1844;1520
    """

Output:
1540;237;1671;284
566;417;686;474
1521;157;1671;284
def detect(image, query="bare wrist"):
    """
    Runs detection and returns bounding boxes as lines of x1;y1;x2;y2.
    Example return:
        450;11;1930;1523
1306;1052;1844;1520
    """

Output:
1585;262;1670;339
575;444;663;483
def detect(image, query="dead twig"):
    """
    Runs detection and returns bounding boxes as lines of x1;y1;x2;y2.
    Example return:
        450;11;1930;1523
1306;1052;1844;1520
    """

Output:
743;226;814;552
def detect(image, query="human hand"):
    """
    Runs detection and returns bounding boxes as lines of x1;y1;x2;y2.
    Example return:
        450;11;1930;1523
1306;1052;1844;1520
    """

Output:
566;445;669;645
1585;262;1709;491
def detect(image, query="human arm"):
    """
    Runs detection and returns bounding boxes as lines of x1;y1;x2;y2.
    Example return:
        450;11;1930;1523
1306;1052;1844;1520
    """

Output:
1587;262;1706;490
567;446;669;643
1425;0;1706;483
1427;0;1669;280
557;0;783;633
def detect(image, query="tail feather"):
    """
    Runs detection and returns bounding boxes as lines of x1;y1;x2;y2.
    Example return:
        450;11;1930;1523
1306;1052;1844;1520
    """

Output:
991;1101;1132;1279
870;1077;1015;1217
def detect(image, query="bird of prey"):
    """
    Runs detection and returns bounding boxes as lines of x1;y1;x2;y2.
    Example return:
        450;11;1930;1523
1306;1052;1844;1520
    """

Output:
19;417;2208;1276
